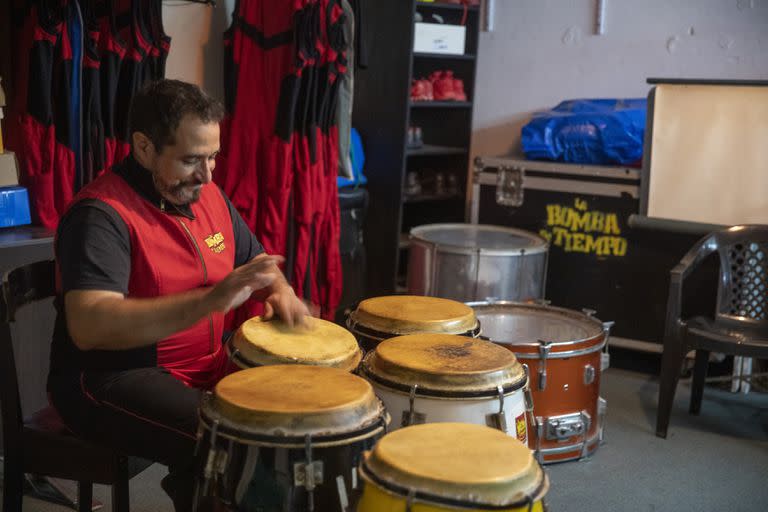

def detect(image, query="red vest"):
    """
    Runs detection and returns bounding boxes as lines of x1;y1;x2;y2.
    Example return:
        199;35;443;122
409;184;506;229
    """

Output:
72;171;236;388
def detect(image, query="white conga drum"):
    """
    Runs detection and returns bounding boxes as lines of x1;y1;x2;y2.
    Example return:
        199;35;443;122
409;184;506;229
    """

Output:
194;365;388;511
228;316;362;371
357;423;550;512
346;295;480;352
360;333;531;443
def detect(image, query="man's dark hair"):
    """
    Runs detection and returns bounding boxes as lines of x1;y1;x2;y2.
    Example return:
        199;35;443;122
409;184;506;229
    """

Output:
127;79;224;152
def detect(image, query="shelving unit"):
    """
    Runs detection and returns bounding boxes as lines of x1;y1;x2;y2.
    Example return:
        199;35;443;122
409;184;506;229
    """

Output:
353;0;481;296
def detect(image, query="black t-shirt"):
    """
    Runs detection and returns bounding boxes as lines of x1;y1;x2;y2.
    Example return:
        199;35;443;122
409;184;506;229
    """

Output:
49;155;264;378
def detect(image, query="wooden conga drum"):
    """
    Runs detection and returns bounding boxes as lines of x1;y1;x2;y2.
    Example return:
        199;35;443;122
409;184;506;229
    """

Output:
228;316;362;371
346;295;480;352
194;365;388;511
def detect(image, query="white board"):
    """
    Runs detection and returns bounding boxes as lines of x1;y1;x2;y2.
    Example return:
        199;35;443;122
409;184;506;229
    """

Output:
647;84;768;225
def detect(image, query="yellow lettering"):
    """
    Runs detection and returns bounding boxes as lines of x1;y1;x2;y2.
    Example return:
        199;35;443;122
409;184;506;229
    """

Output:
589;211;604;233
567;209;590;232
571;233;586;252
546;204;566;227
605;214;621;235
574;197;588;211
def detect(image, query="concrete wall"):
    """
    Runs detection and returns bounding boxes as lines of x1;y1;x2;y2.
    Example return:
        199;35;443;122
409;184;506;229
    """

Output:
161;0;235;100
160;0;768;159
471;0;768;159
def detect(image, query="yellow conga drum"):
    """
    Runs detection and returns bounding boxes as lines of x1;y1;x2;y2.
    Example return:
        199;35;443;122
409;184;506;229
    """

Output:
358;423;549;512
228;316;362;371
347;295;480;352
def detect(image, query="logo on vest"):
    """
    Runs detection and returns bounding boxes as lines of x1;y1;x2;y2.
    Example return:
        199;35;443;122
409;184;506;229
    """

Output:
204;232;226;254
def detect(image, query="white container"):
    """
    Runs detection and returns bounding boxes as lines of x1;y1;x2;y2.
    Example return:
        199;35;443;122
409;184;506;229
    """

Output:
413;22;466;54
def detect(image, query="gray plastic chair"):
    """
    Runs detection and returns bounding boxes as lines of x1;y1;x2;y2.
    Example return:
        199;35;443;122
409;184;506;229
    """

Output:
656;225;768;438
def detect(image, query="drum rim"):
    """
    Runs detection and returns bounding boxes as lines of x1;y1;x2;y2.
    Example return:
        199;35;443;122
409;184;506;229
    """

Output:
226;341;363;372
199;393;388;447
409;223;549;256
347;315;481;341
361;347;527;398
468;300;606;347
359;457;550;510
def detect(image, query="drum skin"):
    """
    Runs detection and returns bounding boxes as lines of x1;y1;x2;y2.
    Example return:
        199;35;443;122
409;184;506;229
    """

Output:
347;295;480;352
357;423;549;512
229;316;362;372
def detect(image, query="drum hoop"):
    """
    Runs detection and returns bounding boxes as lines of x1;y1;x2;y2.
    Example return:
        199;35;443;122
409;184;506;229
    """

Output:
347;317;481;342
198;407;387;449
410;223;549;256
226;341;362;371
509;338;606;359
361;364;527;398
469;301;606;346
359;458;548;510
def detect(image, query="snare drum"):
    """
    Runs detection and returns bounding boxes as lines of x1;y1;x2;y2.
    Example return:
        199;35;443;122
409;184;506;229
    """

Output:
193;365;388;511
361;334;531;442
347;295;480;352
470;301;611;463
228;316;362;371
358;423;549;512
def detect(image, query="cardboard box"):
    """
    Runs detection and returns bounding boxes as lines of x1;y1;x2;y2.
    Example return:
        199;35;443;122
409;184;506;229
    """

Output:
0;186;31;227
0;151;19;187
413;22;466;54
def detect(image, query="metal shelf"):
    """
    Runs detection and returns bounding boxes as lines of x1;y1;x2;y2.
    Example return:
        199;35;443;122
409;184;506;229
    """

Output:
407;144;468;156
402;192;463;204
413;52;476;60
410;101;473;108
416;1;480;11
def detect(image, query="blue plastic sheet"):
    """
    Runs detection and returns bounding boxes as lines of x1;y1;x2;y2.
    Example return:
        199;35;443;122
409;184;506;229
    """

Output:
521;99;647;165
337;127;368;188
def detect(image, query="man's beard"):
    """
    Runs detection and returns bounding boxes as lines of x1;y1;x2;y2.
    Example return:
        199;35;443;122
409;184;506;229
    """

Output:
155;177;203;205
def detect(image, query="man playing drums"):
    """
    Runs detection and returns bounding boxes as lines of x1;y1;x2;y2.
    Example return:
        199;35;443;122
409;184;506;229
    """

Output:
48;80;309;511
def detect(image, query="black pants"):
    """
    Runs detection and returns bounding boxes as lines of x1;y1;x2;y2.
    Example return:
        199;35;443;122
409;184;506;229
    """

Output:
49;367;202;511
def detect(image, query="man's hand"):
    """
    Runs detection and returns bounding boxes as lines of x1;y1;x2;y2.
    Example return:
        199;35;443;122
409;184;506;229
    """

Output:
263;282;311;327
205;254;285;313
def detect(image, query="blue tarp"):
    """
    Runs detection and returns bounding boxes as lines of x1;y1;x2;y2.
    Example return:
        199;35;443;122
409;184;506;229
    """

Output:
521;98;647;165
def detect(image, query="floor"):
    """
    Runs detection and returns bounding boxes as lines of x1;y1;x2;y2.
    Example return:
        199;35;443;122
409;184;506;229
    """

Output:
3;368;768;511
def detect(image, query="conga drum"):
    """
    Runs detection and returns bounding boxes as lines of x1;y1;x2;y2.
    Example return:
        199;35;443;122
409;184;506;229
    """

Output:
470;301;611;463
346;295;480;352
357;423;550;512
228;317;362;371
361;333;531;442
194;365;388;511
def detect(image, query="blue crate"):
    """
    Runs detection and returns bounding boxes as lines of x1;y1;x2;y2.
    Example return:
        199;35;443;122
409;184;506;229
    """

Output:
0;186;32;227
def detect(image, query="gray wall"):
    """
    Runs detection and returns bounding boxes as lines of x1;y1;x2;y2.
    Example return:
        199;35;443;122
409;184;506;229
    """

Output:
471;0;768;159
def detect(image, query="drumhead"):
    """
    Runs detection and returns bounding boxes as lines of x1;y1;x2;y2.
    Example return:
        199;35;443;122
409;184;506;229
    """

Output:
208;365;385;438
410;223;548;256
361;423;548;508
350;295;478;336
363;334;526;396
470;302;604;347
231;317;361;371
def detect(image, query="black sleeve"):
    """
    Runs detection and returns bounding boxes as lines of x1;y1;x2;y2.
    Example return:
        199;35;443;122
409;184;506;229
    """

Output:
56;199;131;294
220;189;265;267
